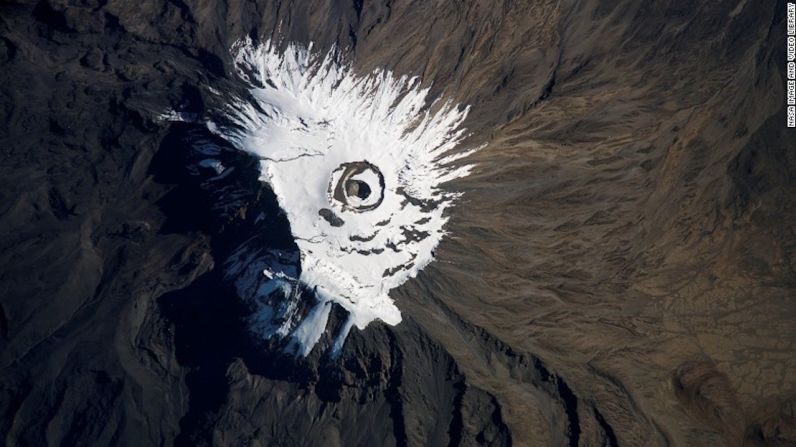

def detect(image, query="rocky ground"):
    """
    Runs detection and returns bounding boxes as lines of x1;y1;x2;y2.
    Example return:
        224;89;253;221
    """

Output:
1;0;795;445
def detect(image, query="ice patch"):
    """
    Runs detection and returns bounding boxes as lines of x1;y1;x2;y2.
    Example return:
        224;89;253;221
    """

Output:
198;158;225;174
157;109;197;123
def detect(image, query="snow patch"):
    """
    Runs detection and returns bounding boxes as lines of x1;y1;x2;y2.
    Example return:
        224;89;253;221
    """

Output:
212;38;480;356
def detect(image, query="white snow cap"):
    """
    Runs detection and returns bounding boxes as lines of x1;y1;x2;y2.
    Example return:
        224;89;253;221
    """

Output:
214;38;479;356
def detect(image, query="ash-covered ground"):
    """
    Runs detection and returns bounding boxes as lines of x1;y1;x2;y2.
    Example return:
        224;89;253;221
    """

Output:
1;0;795;446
